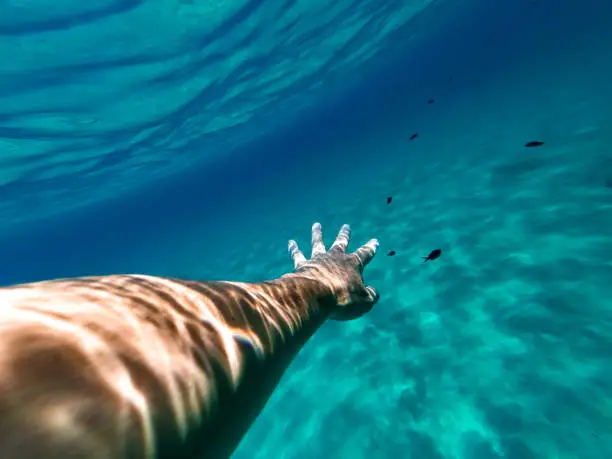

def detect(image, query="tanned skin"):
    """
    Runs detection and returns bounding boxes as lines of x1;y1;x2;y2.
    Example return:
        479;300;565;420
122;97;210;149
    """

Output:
0;223;379;459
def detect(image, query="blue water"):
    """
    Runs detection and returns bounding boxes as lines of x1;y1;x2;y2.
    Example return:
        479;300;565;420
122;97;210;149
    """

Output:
2;0;612;457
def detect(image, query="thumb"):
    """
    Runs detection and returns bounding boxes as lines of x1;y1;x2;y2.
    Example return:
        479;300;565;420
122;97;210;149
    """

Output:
364;285;379;304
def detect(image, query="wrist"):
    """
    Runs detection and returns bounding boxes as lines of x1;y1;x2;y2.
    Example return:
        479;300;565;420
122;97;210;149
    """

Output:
273;273;338;311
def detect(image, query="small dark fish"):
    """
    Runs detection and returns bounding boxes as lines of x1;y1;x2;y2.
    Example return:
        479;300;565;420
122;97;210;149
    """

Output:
410;133;418;141
387;250;396;257
422;249;441;263
387;196;393;204
427;99;434;104
525;141;544;147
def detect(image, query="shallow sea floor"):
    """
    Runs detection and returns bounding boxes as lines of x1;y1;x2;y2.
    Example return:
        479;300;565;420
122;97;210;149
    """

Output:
226;147;612;459
219;43;612;458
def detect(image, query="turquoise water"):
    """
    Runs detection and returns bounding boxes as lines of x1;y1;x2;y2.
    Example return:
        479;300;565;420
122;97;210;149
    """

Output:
2;0;612;457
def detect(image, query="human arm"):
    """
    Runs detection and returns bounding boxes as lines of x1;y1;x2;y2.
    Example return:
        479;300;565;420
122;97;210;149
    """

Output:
0;223;379;459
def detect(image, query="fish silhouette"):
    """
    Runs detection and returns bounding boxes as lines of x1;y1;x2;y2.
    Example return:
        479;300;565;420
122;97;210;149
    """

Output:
422;249;441;263
387;196;393;204
410;133;418;141
387;250;396;257
525;141;544;147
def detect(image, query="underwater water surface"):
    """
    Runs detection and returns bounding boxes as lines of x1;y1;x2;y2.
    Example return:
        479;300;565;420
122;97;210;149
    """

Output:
2;0;612;458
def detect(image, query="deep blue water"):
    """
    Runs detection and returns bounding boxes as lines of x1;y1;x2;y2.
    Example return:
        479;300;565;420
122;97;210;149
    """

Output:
2;0;612;457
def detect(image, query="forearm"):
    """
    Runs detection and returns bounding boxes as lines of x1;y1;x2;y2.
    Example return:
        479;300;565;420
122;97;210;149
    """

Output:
0;273;335;459
185;275;334;458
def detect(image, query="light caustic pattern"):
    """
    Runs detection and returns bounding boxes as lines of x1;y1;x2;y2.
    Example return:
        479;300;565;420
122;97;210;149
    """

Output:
0;273;295;458
0;268;337;458
0;275;220;458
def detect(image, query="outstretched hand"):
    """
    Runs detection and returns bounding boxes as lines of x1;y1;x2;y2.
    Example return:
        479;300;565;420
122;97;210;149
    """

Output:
286;223;379;320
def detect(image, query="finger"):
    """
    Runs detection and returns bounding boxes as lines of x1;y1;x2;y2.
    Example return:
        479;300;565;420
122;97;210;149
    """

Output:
311;222;326;257
330;224;351;253
352;238;379;269
364;285;380;304
288;240;307;269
